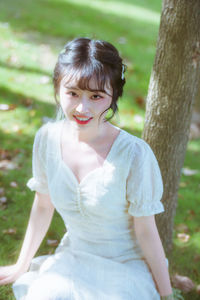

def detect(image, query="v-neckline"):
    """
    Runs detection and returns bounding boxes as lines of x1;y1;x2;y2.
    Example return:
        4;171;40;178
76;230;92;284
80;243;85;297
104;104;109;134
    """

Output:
57;119;123;187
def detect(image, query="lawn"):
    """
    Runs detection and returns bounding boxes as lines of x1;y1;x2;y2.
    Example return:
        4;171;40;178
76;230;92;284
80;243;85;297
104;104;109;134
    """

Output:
0;0;199;299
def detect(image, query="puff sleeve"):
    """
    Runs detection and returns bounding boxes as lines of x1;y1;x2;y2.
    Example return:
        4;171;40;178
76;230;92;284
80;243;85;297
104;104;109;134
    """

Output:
26;124;49;195
126;140;165;217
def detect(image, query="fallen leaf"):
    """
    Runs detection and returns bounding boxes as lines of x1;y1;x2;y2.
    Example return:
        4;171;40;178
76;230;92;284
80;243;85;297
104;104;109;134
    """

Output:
135;96;145;107
0;149;12;160
177;233;190;243
0;104;10;111
172;274;195;293
192;269;199;277
12;124;23;135
179;182;188;187
175;223;189;233
0;104;16;111
20;98;33;107
12;124;20;132
189;123;200;140
2;228;17;235
10;181;18;188
187;210;196;216
182;167;199;176
0;187;5;196
46;239;59;247
0;196;7;210
0;160;18;170
196;284;200;294
0;197;7;204
133;114;143;124
39;75;50;84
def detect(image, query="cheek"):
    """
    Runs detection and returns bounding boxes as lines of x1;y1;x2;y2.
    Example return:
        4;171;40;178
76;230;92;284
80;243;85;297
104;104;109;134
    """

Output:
97;98;112;110
60;96;74;110
59;89;70;106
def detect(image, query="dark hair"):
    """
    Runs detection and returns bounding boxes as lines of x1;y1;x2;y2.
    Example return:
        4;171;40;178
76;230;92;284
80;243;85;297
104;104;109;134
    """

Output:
53;37;127;122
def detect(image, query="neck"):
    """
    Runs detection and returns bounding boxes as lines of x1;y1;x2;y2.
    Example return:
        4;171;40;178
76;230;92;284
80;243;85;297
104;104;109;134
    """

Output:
63;118;110;144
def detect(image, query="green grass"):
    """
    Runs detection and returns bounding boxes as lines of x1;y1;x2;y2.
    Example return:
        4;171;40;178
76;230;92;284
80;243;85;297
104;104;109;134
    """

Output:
0;0;199;299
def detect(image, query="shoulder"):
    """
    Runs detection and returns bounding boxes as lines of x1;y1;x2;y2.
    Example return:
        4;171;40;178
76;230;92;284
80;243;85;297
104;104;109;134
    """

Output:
34;119;62;147
36;119;62;138
121;129;153;163
32;120;62;160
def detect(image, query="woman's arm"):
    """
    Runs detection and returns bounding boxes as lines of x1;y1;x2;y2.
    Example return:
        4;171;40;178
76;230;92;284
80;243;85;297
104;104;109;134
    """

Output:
0;192;55;285
16;191;55;270
134;215;173;297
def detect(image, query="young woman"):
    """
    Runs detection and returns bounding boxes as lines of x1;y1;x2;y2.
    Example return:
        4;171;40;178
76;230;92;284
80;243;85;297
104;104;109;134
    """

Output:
0;37;174;300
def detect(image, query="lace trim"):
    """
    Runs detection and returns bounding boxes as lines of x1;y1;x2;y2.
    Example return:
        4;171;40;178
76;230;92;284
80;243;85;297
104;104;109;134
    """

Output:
26;177;49;195
128;201;165;217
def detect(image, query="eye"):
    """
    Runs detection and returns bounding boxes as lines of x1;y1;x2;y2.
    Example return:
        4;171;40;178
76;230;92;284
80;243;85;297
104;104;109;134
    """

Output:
91;94;103;100
67;91;78;97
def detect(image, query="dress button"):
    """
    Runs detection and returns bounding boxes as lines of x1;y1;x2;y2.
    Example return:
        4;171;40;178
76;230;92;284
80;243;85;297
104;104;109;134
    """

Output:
76;186;85;216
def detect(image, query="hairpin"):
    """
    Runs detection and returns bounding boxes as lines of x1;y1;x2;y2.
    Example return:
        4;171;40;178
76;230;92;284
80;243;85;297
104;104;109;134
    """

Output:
121;64;125;80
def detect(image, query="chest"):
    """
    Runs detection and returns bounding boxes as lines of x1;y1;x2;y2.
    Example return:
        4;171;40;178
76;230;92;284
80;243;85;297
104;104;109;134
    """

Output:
61;140;111;184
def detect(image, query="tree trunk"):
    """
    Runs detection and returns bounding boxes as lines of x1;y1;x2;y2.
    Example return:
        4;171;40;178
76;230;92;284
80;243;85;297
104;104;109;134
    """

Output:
190;81;200;139
194;82;200;113
142;0;200;254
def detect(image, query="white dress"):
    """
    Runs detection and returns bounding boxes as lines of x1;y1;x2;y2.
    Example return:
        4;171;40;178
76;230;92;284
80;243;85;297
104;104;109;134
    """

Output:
12;119;168;300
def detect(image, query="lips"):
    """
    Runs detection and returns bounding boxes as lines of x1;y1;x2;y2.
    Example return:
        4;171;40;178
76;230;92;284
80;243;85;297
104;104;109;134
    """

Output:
73;115;93;125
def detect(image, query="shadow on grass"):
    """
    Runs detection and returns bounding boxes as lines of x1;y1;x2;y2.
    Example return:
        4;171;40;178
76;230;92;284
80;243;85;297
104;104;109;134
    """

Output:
169;241;200;300
0;60;51;77
109;0;162;13
0;85;55;116
0;0;159;49
0;285;15;300
0;0;159;114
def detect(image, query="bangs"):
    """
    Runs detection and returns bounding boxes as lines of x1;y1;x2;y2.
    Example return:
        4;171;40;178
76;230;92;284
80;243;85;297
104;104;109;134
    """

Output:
61;64;112;96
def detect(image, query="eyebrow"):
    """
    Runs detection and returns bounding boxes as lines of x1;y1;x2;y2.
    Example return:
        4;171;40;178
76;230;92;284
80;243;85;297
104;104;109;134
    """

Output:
64;85;79;90
64;85;112;97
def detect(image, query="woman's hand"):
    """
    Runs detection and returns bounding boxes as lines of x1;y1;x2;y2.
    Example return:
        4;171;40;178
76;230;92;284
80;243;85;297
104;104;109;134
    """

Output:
0;263;28;285
160;294;174;300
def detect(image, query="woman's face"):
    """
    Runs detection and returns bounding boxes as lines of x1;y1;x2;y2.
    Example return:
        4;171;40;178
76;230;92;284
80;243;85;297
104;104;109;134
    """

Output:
59;76;113;128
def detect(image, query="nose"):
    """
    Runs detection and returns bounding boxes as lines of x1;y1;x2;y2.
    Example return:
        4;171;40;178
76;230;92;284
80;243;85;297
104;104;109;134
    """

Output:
75;96;90;114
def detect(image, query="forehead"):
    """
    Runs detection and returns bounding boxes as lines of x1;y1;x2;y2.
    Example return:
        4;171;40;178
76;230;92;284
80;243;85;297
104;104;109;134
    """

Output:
61;73;112;94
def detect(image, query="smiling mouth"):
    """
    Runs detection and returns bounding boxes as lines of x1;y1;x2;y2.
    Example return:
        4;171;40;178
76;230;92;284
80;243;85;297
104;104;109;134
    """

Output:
73;115;93;124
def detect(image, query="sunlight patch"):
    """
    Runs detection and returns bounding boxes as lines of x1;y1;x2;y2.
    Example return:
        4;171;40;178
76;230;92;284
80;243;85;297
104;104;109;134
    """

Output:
64;0;160;25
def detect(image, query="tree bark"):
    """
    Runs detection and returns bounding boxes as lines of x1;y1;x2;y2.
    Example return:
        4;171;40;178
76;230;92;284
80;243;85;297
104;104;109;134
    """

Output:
194;81;200;113
142;0;200;253
190;81;200;139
